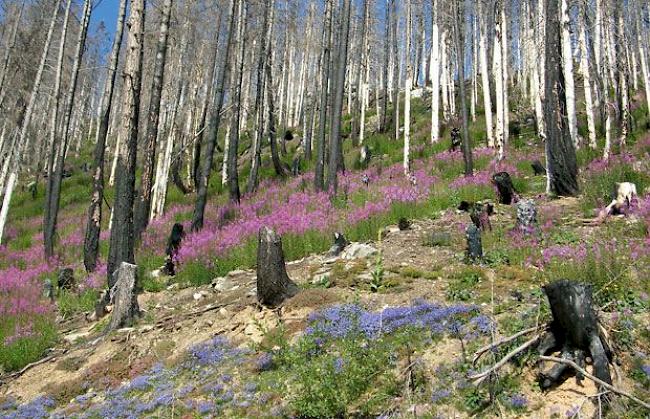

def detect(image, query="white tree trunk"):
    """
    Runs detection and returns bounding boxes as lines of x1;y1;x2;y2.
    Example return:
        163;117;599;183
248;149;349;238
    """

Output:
639;28;650;119
479;8;494;147
500;6;509;148
430;4;440;143
561;0;578;148
493;6;505;161
0;172;16;245
579;10;597;150
404;0;412;175
109;133;121;186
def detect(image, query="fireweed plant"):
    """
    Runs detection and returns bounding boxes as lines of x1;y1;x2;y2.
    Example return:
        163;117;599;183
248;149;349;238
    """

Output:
0;115;648;375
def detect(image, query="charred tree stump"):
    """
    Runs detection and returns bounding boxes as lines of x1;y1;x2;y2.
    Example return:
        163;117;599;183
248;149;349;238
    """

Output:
531;160;547;176
161;223;185;276
327;232;349;257
538;280;612;390
256;227;298;307
516;199;538;233
492;172;518;205
106;262;140;331
465;224;483;262
57;268;75;291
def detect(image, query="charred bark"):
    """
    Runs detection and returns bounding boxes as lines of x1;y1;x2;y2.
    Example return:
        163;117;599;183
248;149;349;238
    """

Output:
538;280;612;390
256;227;298;307
106;262;140;331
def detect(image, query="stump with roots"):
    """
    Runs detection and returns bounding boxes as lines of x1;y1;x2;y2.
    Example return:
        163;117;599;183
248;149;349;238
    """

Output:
256;227;298;307
106;262;140;332
538;280;612;390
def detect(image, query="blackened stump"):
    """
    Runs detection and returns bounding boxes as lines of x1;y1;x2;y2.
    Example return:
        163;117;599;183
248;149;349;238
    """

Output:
106;262;140;331
359;145;371;168
465;224;483;261
256;227;298;307
531;160;547;176
538;280;612;390
162;223;185;276
57;268;75;291
398;217;411;231
327;232;349;257
492;172;518;205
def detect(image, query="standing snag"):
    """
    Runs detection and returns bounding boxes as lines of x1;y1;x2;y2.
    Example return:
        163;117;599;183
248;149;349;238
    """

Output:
106;262;140;331
256;227;298;307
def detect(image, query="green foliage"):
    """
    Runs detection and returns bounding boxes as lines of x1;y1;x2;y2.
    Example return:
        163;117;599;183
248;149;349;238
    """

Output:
446;268;484;302
369;254;385;293
57;289;100;318
0;317;58;373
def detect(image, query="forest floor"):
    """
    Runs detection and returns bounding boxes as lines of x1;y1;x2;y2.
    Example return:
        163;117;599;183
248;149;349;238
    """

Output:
1;190;649;418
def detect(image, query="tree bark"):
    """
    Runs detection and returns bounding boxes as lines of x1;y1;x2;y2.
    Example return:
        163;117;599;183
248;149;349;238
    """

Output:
246;0;272;194
430;0;441;143
454;0;473;176
0;2;23;112
45;0;91;260
107;0;146;290
561;0;578;148
380;0;390;133
327;0;352;193
544;0;579;197
403;0;412;175
191;0;237;232
134;0;173;240
256;226;298;307
106;262;140;331
43;0;73;259
538;280;612;390
314;0;333;192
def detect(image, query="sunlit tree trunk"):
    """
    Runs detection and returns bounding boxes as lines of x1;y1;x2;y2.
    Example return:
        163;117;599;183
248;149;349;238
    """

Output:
479;2;494;147
561;0;578;148
493;0;505;161
315;0;333;191
403;0;412;175
134;0;173;238
0;2;23;112
107;0;146;288
327;0;352;192
579;4;597;150
430;0;440;143
43;0;73;259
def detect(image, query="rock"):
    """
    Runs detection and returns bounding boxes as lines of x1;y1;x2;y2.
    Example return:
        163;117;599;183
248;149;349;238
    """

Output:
42;278;54;302
228;269;246;277
193;292;206;301
212;277;238;292
340;243;379;260
64;331;91;344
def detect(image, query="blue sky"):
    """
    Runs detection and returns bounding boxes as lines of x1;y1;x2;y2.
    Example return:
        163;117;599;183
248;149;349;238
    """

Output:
89;0;120;47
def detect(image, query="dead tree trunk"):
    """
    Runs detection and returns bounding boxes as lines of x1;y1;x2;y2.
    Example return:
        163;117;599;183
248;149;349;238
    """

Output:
191;0;236;232
256;226;298;307
106;262;140;331
314;0;333;191
134;0;173;240
83;0;127;273
107;0;145;290
538;280;612;390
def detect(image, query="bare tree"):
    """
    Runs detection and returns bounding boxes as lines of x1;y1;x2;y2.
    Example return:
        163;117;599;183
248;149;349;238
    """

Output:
84;0;128;273
191;0;237;231
544;0;579;196
134;0;174;240
314;0;333;192
107;0;146;288
327;0;352;193
44;0;92;259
